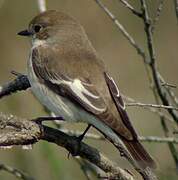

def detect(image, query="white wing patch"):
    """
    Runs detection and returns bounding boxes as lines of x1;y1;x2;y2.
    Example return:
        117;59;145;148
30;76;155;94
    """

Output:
72;79;100;99
105;73;126;110
52;78;106;113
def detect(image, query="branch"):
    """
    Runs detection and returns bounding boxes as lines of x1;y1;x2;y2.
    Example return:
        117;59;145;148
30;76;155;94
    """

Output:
0;74;30;99
117;0;142;17
0;112;134;180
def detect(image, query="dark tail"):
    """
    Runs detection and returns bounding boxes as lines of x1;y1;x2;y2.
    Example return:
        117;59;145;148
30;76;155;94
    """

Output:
121;137;156;169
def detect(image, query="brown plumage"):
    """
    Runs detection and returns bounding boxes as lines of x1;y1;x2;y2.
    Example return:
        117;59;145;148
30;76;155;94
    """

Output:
18;10;156;169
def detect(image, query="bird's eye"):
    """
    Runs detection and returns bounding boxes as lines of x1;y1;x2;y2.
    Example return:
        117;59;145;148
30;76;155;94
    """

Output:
34;25;42;33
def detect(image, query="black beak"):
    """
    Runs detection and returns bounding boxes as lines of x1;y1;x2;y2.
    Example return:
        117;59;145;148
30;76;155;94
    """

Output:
17;29;32;36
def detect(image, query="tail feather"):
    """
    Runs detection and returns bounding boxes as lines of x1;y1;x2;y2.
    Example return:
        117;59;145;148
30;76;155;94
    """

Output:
121;138;156;169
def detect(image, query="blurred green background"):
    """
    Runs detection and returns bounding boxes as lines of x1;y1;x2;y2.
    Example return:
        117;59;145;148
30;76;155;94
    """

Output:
0;0;178;179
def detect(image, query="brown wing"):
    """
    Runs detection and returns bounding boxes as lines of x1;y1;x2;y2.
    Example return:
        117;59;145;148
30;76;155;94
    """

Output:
32;48;107;114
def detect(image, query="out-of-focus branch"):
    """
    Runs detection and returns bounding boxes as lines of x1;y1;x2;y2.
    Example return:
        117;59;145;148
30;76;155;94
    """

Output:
0;112;134;180
0;163;34;180
37;0;46;12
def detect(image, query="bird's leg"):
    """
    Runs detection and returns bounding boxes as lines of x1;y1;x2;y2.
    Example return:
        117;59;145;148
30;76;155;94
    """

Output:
68;124;91;157
32;116;64;124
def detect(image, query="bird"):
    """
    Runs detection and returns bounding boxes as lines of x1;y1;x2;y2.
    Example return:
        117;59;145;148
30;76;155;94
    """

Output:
18;10;156;169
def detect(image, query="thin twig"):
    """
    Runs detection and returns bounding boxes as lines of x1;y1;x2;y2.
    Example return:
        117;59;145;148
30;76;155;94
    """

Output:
126;102;178;111
139;136;178;144
123;95;174;124
161;82;176;89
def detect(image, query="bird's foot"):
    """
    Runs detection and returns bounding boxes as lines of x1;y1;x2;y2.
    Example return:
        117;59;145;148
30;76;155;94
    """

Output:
67;124;91;158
